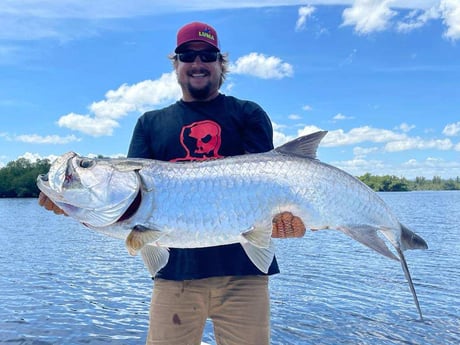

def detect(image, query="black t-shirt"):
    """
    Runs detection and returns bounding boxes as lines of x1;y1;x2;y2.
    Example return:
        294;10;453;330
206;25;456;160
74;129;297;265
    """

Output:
127;94;280;280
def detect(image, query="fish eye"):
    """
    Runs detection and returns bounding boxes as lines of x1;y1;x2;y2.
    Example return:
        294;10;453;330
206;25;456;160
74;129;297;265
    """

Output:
79;158;95;169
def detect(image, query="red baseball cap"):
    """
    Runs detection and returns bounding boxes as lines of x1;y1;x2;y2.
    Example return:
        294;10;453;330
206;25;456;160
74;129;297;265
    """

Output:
175;22;220;53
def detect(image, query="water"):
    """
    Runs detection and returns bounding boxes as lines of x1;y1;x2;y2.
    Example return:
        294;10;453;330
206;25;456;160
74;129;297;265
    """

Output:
0;191;459;345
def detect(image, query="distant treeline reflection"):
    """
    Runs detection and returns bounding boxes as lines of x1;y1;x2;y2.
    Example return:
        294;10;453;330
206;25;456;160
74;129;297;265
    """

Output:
0;157;459;198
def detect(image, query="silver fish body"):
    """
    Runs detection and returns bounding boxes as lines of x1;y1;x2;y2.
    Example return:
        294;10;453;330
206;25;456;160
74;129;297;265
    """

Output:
37;131;428;319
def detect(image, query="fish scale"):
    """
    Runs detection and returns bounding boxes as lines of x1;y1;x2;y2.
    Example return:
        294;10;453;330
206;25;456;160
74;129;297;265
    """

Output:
37;131;428;319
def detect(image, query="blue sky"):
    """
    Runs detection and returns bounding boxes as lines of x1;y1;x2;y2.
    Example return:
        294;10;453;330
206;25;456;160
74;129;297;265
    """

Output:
1;0;459;179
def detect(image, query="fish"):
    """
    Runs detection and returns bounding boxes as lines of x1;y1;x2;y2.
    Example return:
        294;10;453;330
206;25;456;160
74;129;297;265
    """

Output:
37;131;428;319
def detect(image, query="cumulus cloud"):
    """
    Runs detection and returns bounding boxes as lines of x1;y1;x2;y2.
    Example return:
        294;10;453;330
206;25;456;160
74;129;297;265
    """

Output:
57;114;120;137
440;0;460;40
321;126;406;146
442;121;460;136
19;152;59;163
230;53;293;79
57;72;181;137
292;125;454;153
396;1;460;41
342;0;397;34
384;137;453;151
296;5;316;31
57;54;295;137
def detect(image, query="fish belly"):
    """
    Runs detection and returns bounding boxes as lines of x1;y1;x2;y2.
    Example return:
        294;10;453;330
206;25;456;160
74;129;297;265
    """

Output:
137;154;402;248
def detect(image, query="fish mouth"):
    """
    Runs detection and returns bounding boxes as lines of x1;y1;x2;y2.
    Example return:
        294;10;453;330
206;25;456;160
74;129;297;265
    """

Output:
36;152;78;201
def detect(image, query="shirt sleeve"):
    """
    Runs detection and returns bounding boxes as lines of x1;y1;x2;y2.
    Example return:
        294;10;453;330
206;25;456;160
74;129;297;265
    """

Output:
127;116;153;159
242;101;274;154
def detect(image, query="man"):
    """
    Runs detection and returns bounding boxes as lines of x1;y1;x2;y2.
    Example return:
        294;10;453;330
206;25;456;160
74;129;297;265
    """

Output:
39;21;305;345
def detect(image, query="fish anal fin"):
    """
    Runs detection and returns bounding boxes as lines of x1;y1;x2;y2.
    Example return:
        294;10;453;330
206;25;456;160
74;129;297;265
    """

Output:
125;225;163;256
338;225;399;261
241;241;275;274
140;246;170;277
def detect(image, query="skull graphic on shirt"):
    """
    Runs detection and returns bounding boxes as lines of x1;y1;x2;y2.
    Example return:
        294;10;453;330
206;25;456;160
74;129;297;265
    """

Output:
171;120;223;161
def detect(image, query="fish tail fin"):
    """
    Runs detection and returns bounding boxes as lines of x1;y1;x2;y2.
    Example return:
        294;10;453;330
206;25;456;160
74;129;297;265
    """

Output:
396;247;424;320
338;225;399;261
400;223;428;251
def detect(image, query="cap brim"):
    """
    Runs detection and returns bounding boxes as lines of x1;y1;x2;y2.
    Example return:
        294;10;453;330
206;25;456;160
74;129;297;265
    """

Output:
175;41;220;53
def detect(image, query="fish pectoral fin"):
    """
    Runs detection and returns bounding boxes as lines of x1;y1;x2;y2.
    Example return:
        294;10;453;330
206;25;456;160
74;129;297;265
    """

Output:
140;246;170;277
125;225;163;256
241;241;275;274
241;223;272;248
338;225;399;261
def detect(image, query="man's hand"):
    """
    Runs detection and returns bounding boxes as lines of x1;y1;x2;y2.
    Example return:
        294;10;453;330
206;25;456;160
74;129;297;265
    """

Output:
272;211;306;238
38;192;67;216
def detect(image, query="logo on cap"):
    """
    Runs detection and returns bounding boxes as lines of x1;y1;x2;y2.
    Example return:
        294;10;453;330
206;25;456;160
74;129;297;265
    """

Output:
199;27;215;42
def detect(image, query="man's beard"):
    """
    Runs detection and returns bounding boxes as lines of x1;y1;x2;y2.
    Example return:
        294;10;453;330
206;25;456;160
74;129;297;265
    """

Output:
187;82;212;100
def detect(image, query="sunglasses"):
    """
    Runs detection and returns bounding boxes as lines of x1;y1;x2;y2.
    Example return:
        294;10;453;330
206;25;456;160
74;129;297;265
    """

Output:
176;50;220;63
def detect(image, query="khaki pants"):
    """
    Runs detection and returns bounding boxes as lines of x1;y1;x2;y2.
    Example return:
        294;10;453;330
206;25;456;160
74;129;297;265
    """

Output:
145;275;270;345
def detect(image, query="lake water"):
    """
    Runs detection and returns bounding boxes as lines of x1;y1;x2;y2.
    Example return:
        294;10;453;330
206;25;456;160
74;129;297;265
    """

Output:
0;191;459;345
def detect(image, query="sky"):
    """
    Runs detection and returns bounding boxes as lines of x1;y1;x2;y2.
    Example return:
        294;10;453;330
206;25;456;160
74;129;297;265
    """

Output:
1;0;459;179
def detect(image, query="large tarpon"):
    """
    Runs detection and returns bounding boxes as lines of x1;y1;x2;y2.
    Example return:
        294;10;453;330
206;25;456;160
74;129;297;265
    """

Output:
37;131;428;319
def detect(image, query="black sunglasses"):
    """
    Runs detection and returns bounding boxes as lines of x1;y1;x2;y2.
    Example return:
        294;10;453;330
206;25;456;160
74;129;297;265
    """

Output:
176;50;220;63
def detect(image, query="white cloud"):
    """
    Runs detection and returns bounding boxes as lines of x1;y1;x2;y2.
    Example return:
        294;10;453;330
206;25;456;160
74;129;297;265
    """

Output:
320;126;406;146
397;123;416;132
293;125;454;153
443;121;460;136
288;114;302;120
440;0;460;40
1;1;456;44
230;53;294;79
397;7;441;33
342;0;397;34
19;152;57;163
332;113;354;121
57;113;120;137
14;134;80;144
296;5;316;31
91;76;181;118
297;125;324;137
57;72;181;136
353;145;379;157
384;137;453;151
302;105;313;111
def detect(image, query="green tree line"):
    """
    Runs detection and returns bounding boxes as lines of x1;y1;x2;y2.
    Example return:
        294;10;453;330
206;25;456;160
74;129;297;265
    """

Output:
358;173;460;192
0;158;459;198
0;158;51;197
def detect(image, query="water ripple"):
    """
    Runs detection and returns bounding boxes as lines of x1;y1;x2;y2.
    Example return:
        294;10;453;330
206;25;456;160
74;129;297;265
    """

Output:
1;194;459;345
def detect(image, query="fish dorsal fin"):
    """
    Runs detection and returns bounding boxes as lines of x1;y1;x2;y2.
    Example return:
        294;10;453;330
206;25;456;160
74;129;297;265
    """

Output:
275;131;328;159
